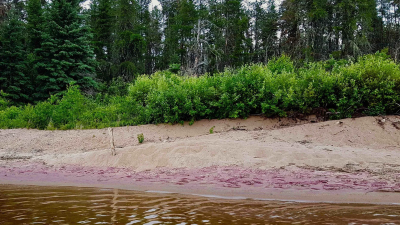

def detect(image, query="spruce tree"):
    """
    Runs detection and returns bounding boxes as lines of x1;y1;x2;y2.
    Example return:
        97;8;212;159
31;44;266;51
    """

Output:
0;9;31;103
252;0;278;63
90;0;114;61
89;0;115;81
34;0;96;100
160;0;180;68
208;0;250;69
145;6;163;74
175;0;197;67
334;0;377;58
112;0;146;81
26;0;45;101
26;0;45;52
262;0;279;62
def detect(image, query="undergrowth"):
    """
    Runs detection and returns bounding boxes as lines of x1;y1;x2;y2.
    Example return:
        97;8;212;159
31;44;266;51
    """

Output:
1;52;399;130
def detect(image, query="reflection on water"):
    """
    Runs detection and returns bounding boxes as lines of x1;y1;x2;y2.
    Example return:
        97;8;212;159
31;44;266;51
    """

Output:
0;185;400;225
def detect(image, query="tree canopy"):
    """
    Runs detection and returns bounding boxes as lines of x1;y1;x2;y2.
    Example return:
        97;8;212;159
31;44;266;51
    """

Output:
1;0;400;103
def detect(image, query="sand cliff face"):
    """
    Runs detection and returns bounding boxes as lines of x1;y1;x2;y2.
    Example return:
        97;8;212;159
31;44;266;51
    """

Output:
1;116;399;173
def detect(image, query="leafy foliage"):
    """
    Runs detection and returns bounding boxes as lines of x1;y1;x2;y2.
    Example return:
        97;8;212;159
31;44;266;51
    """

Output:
3;0;400;109
0;91;9;111
1;53;399;130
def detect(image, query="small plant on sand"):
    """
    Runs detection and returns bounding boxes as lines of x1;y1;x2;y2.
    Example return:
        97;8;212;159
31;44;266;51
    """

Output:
137;133;144;143
209;126;215;134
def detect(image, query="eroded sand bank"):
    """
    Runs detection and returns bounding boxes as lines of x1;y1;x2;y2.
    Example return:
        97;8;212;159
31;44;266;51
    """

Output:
1;116;400;203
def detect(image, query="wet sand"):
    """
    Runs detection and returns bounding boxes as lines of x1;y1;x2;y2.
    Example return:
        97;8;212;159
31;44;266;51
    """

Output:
1;163;400;204
1;116;400;204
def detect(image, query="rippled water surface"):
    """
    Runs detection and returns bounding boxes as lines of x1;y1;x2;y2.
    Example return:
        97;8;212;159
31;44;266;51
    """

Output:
1;185;400;224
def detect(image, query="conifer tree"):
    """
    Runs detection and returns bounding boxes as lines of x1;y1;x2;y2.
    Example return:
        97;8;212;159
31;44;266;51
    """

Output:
252;0;278;63
0;9;31;103
90;0;114;61
263;0;279;62
160;0;180;68
145;6;163;74
175;0;197;67
26;0;45;51
335;0;377;58
208;0;250;69
34;0;96;100
112;0;146;81
89;0;115;81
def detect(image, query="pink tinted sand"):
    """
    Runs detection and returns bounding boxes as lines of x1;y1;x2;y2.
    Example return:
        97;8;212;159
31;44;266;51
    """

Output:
1;162;400;204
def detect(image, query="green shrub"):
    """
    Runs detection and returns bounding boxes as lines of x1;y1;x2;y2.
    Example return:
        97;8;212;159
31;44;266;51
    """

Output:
169;64;181;73
137;133;144;143
98;77;129;97
1;53;399;130
333;52;400;117
51;85;89;129
0;91;9;111
267;55;294;74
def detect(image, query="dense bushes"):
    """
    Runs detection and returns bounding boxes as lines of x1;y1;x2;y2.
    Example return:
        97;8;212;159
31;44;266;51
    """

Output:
1;52;399;130
0;91;9;111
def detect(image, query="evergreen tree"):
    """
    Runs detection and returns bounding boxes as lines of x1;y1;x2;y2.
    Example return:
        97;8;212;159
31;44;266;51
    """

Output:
26;0;46;102
26;0;45;52
223;0;251;67
145;6;163;74
89;0;115;81
0;9;31;103
207;0;250;70
252;0;278;63
34;0;97;100
335;0;377;59
263;0;279;62
112;0;147;81
280;0;310;61
207;0;225;72
279;0;378;61
374;0;400;60
251;0;265;63
1;0;398;95
175;0;197;68
160;0;181;68
90;0;114;61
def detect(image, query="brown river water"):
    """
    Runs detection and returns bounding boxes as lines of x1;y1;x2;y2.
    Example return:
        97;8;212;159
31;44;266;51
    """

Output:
1;185;400;225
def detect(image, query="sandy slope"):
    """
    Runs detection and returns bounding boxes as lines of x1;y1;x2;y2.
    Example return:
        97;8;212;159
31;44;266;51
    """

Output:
1;115;400;203
0;115;400;172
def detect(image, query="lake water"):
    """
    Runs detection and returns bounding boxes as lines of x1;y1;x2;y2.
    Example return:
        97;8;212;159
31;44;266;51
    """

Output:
0;185;400;224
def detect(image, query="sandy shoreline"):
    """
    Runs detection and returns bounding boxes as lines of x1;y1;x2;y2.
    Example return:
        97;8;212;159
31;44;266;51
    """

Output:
1;116;400;204
1;162;400;204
